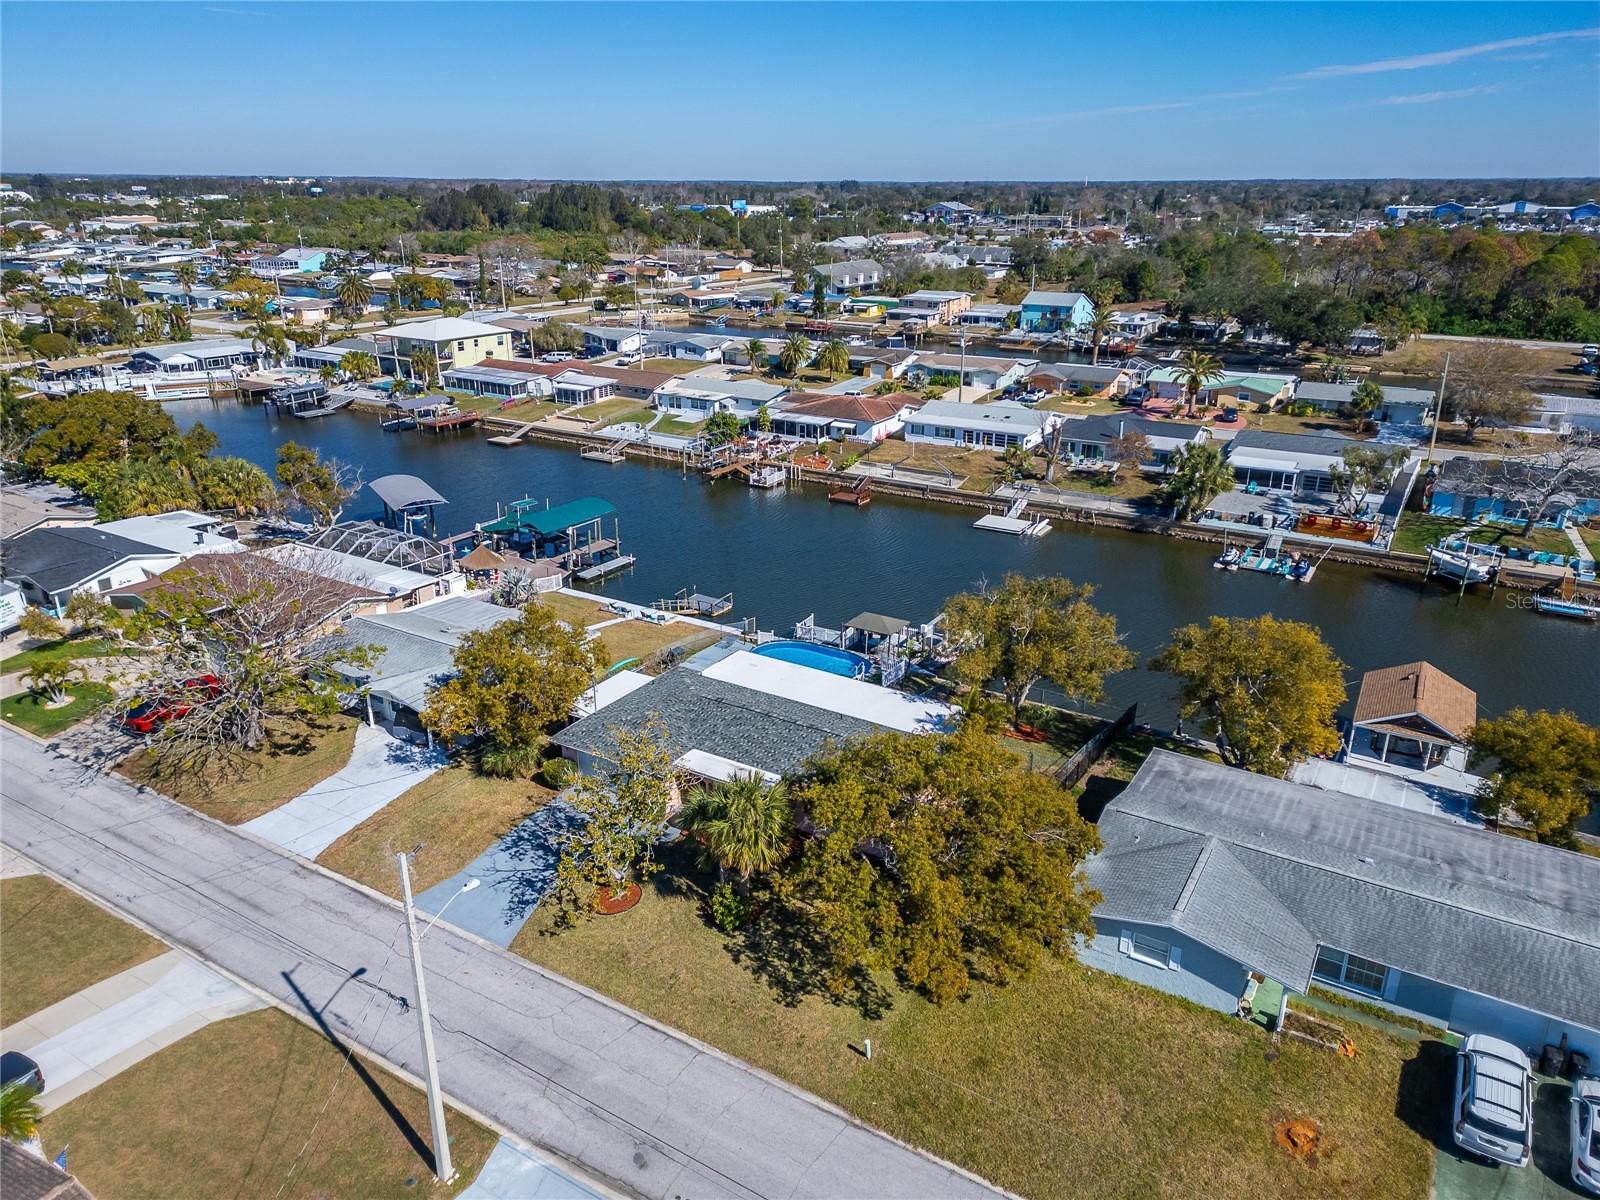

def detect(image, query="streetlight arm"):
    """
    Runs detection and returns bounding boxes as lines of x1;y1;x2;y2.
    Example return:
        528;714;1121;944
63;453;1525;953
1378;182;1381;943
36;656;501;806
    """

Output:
419;877;480;940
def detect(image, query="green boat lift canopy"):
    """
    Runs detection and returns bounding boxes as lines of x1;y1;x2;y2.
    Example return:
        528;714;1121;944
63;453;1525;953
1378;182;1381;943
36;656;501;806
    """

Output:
480;496;616;537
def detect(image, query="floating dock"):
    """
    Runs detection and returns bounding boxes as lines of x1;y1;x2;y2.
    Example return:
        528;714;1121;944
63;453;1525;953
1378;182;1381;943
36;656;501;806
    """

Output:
575;554;636;581
487;421;536;446
581;446;627;463
974;513;1050;536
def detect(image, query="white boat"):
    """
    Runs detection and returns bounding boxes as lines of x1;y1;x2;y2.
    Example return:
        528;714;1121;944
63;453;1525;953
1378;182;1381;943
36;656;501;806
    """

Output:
1532;594;1600;621
1214;546;1242;571
1428;544;1495;584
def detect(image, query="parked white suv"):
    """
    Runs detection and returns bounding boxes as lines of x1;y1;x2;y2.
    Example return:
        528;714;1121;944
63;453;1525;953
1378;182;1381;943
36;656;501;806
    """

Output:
1573;1077;1600;1194
1453;1035;1534;1168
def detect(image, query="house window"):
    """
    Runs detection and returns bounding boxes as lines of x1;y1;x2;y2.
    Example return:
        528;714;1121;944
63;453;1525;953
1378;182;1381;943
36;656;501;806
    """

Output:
1313;947;1389;995
1125;930;1177;969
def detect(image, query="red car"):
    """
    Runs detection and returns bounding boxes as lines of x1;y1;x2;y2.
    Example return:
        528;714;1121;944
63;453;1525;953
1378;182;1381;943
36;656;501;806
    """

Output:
121;675;223;734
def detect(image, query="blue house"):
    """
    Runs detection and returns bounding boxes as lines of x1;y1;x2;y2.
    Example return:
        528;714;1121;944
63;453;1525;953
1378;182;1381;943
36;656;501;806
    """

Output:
1081;751;1599;1060
1426;456;1600;529
1018;289;1094;332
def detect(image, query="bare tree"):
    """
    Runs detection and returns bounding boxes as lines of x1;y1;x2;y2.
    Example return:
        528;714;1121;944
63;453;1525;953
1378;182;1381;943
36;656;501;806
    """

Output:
1446;342;1535;441
124;552;376;777
1328;444;1408;516
1477;431;1599;536
1104;429;1153;473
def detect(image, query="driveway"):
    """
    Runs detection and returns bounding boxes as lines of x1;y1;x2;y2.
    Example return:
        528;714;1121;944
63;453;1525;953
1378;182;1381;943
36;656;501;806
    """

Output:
1433;1078;1585;1199
415;800;583;947
241;722;445;860
1;951;261;1111
458;1137;610;1200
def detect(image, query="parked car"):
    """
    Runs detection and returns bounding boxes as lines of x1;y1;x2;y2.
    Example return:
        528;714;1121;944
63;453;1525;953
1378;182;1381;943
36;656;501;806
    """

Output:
1220;407;1240;422
1;1050;44;1095
540;351;574;363
1579;344;1598;360
1453;1035;1535;1168
1574;1078;1600;1194
121;674;223;734
614;352;643;366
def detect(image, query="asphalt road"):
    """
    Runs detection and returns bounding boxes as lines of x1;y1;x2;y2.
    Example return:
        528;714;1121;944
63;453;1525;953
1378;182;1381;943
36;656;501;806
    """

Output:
0;729;1006;1200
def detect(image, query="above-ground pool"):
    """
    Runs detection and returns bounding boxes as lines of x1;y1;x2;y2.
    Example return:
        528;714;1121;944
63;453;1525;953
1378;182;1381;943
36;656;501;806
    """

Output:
753;641;872;678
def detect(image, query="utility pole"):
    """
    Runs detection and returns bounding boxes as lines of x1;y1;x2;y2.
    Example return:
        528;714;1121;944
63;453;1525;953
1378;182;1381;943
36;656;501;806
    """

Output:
1426;351;1449;465
397;851;454;1184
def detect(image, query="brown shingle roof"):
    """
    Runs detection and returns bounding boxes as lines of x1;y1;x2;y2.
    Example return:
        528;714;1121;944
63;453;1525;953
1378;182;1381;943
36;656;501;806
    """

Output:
1352;661;1477;743
1;1141;97;1200
777;392;923;424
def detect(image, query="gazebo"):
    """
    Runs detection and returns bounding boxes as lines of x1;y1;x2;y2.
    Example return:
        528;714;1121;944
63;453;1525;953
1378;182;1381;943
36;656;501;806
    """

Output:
1349;661;1477;772
843;611;909;653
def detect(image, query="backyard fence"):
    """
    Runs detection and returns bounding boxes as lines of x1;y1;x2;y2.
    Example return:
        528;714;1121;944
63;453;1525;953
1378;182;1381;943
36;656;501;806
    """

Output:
1053;704;1138;788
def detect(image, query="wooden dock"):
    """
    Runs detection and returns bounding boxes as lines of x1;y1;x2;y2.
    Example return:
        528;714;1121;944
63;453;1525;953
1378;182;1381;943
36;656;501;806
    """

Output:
653;588;734;618
419;411;481;432
487;421;536;446
828;477;872;507
580;446;627;463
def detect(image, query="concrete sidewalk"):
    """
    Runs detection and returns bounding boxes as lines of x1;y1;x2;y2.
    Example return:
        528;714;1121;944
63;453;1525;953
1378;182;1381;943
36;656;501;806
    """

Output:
242;721;446;860
1;951;262;1111
0;727;1008;1200
460;1137;609;1200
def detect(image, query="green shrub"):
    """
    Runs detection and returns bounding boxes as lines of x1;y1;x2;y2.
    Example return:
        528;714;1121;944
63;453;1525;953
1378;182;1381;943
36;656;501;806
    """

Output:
541;755;577;790
479;741;543;779
707;882;751;933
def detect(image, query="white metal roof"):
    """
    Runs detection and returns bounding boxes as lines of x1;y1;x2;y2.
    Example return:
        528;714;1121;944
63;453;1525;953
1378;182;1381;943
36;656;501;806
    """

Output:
701;650;954;733
371;317;509;342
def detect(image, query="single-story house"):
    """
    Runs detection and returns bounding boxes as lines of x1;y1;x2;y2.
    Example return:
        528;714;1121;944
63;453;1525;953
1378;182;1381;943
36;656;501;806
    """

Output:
575;326;648;357
1;518;232;615
812;259;884;292
1147;368;1298;410
109;550;388;632
328;594;521;726
846;346;919;379
548;362;674;403
1426;456;1600;529
277;296;335;325
768;392;924;443
270;521;463;607
127;338;258;375
1027;362;1138;398
954;303;1021;330
550;370;617;407
642;331;738;362
911;353;1034;391
250;247;329;277
656;377;788;418
1346;660;1476;774
1018;290;1094;332
1056;414;1208;471
903;399;1060;450
1297;381;1435;425
441;364;553;401
1082;750;1598;1060
290;336;382;373
895;290;972;323
1106;310;1164;340
370;317;514;375
0;482;97;540
839;295;897;318
1223;429;1353;495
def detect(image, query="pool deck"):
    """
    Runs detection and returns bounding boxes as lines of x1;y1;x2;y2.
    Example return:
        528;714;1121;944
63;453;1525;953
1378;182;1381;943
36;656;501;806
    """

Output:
699;649;956;733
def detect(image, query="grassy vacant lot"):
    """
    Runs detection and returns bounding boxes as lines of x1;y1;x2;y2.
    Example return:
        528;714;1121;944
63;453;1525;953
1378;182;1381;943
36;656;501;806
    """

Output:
45;1008;496;1200
453;393;564;419
1391;512;1578;558
0;875;165;1026
1050;466;1163;503
640;357;706;375
595;621;722;669
1248;410;1367;438
0;636;129;675
652;414;706;436
859;438;1004;489
578;397;654;428
118;713;359;824
1035;393;1124;416
535;591;609;627
516;847;1435;1200
319;763;552;898
0;682;114;738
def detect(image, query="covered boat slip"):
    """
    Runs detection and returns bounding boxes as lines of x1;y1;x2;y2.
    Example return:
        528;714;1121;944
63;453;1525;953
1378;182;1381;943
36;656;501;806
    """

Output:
478;496;630;575
368;473;449;537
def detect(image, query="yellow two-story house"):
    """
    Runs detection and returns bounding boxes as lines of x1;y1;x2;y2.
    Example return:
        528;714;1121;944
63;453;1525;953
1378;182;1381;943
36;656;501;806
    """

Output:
372;316;513;378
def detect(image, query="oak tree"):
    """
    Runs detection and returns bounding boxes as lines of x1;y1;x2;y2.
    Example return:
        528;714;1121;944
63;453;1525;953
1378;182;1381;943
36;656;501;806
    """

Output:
1471;708;1600;845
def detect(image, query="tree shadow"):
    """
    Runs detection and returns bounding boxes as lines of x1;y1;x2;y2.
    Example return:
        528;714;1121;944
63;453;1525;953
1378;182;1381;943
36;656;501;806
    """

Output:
726;896;893;1020
1394;1038;1454;1150
487;800;586;930
281;967;436;1175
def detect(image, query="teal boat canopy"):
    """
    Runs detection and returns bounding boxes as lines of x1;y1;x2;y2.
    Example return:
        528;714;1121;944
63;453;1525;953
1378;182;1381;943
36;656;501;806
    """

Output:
480;496;616;537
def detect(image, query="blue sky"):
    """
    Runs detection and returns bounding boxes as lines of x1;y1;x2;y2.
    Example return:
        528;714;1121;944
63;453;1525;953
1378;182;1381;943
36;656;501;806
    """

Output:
3;2;1597;180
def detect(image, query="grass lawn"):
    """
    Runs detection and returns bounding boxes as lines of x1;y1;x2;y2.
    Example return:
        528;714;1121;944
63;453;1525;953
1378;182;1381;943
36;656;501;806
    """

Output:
0;875;165;1026
640;357;706;375
44;1007;496;1200
859;439;1001;489
594;621;722;669
576;397;654;428
535;591;609;628
0;637;130;676
117;713;360;825
0;682;114;738
514;846;1435;1200
319;763;553;898
453;394;564;419
1035;394;1124;416
1049;467;1163;503
1391;512;1578;558
653;414;706;437
1578;524;1600;559
1246;410;1369;439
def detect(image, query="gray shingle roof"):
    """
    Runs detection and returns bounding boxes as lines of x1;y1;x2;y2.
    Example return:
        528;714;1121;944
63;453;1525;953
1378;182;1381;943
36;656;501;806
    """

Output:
1227;429;1353;455
1088;750;1600;1029
1;525;167;593
552;667;875;777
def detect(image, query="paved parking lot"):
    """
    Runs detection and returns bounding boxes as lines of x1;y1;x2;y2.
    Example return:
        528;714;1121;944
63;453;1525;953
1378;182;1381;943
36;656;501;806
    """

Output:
1433;1078;1586;1199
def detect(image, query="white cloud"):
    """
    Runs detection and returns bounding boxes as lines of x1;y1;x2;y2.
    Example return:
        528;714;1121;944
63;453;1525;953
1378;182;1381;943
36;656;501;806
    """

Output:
989;88;1287;130
1377;83;1504;106
1289;27;1598;79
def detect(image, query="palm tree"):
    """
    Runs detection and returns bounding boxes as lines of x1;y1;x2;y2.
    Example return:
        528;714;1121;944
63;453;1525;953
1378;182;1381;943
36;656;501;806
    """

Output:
174;261;199;304
318;363;338;386
1160;440;1235;520
1086;286;1118;365
817;338;850;378
23;659;80;705
246;319;288;366
680;774;792;893
0;1081;42;1145
1173;348;1225;419
745;338;767;373
778;333;812;376
409;346;439;386
341;350;380;382
335;272;373;317
166;304;191;340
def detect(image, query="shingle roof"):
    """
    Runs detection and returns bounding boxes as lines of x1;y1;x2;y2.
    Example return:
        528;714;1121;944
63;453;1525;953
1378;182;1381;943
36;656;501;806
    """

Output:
774;392;920;424
1;525;168;594
1227;429;1353;456
552;668;875;778
1352;661;1477;743
0;1140;96;1200
1088;751;1600;1029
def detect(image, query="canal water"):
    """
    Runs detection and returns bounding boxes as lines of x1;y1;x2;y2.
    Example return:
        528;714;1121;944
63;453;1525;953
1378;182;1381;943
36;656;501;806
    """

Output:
172;399;1598;727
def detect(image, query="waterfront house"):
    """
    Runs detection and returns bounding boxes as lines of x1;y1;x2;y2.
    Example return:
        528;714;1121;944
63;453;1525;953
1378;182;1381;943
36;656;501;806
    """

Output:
1081;750;1598;1060
954;303;1021;330
811;259;884;292
1106;310;1164;341
1223;429;1352;496
574;325;648;357
1147;367;1298;410
1056;414;1207;471
441;363;554;401
767;392;924;443
1027;362;1137;398
1018;290;1094;333
1297;381;1435;425
909;352;1034;391
127;338;259;376
1426;456;1600;529
903;399;1059;450
643;330;739;362
370;316;513;376
290;335;382;374
273;521;463;607
656;376;788;419
550;370;618;407
894;289;973;324
1347;661;1476;774
250;247;329;277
